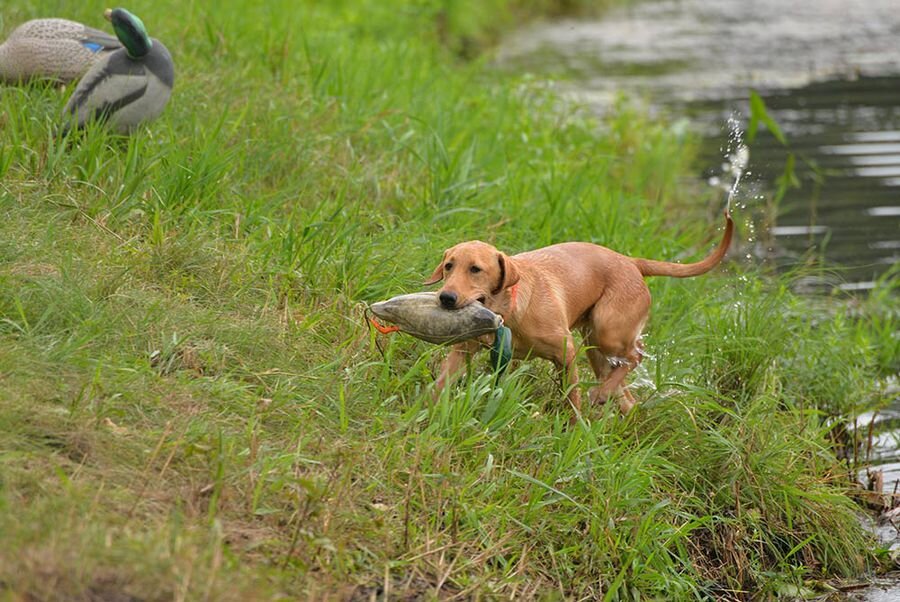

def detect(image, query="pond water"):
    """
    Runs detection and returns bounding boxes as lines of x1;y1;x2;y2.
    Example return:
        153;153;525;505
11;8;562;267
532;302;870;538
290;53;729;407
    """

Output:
498;0;900;597
498;0;900;291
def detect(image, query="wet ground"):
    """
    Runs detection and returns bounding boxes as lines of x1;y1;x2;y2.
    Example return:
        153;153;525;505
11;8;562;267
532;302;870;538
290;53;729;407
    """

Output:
498;0;900;597
498;0;900;290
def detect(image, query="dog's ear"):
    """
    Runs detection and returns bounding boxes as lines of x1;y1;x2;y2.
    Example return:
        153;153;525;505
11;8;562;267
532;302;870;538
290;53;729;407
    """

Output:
493;252;520;294
423;251;447;285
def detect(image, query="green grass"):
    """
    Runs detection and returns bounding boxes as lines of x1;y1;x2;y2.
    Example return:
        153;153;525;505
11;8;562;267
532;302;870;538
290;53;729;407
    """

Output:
1;0;898;599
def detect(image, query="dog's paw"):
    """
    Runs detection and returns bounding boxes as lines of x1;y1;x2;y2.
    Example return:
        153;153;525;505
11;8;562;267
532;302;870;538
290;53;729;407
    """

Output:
588;387;609;406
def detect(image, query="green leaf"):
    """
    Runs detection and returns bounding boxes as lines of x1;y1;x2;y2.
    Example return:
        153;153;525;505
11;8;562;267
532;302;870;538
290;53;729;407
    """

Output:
748;90;787;145
775;152;800;204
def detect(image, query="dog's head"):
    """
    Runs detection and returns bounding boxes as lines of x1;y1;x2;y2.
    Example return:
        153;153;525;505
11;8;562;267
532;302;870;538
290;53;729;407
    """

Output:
424;240;519;310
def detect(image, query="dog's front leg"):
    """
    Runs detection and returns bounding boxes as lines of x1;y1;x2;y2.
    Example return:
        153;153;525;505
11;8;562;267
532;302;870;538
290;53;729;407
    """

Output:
433;339;480;399
542;332;581;414
559;335;581;413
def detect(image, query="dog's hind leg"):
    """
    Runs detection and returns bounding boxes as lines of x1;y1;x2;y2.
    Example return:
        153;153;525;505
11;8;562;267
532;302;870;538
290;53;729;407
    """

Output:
586;351;635;412
592;361;638;413
585;347;611;399
585;290;649;413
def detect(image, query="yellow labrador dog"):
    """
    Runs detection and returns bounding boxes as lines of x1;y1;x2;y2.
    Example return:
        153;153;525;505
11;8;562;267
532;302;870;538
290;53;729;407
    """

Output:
425;212;733;413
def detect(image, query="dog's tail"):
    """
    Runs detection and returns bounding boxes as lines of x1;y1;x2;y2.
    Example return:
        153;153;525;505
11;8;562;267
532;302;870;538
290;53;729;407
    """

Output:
633;211;733;278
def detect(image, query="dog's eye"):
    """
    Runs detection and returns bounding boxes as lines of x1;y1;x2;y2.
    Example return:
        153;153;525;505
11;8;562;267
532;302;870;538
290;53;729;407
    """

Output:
469;265;482;274
445;262;453;271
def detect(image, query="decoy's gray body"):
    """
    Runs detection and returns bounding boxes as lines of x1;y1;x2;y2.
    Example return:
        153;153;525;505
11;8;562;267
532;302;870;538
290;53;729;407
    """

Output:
63;8;174;134
0;18;121;83
370;292;503;345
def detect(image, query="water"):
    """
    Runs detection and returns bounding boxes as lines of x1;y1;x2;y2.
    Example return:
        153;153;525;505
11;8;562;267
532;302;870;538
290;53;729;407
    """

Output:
498;0;900;290
498;0;900;596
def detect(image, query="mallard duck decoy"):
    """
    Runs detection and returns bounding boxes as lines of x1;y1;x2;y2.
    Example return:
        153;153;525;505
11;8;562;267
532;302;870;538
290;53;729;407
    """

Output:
63;8;174;134
0;17;121;83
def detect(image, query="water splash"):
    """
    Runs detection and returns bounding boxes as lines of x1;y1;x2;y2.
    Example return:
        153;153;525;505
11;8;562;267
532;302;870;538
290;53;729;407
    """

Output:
706;114;750;215
724;114;749;214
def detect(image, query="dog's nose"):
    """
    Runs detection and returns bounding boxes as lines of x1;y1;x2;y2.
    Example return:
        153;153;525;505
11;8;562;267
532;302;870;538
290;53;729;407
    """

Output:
439;291;458;309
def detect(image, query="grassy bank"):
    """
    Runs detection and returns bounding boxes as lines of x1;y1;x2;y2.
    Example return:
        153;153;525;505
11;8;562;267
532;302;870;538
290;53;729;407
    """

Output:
1;0;897;599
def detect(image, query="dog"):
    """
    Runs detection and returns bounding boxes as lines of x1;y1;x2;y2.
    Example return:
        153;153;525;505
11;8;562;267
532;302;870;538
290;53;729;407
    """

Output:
424;211;733;414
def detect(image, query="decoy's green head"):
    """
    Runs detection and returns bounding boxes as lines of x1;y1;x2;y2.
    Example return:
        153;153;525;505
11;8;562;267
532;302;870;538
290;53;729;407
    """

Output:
105;8;152;58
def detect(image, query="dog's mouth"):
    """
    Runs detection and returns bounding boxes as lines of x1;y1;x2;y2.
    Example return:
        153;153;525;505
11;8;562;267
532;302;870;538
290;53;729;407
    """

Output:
476;295;487;305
